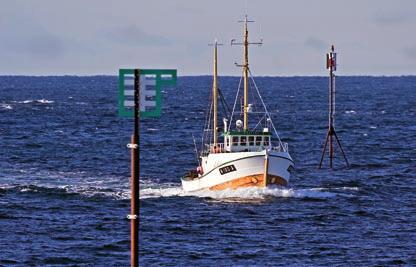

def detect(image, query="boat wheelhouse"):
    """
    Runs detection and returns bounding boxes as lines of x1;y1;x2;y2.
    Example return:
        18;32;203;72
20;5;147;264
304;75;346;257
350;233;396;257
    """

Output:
204;130;274;154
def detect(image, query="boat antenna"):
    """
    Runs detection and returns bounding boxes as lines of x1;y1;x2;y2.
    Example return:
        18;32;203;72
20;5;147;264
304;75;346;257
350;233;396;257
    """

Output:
231;14;262;131
318;45;349;169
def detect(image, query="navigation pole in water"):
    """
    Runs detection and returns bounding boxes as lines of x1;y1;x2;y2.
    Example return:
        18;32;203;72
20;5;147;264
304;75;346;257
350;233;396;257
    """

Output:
319;45;349;169
118;68;176;267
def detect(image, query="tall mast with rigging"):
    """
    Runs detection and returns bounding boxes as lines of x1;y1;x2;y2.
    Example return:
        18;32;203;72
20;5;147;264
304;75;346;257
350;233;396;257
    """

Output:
243;16;249;131
212;40;219;146
232;15;262;131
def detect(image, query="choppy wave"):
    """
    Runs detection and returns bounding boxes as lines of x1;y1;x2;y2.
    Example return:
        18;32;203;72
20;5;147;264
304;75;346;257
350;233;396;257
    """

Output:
13;99;54;104
0;104;13;110
0;184;129;200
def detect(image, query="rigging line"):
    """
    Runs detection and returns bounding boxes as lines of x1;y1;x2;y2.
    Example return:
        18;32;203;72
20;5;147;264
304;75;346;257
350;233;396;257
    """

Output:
253;113;267;130
192;133;200;165
248;71;263;130
207;99;213;145
248;69;284;149
218;88;231;119
229;74;243;132
201;94;213;152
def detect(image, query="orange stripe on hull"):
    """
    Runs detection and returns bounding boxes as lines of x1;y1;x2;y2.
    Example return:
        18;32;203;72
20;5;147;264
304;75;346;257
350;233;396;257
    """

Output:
209;174;287;191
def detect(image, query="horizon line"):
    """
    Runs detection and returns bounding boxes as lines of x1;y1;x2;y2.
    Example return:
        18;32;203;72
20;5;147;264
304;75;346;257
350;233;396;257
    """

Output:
1;73;416;78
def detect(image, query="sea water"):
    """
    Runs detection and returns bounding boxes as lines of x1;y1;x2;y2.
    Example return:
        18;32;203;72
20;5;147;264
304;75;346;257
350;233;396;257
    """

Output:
0;76;415;266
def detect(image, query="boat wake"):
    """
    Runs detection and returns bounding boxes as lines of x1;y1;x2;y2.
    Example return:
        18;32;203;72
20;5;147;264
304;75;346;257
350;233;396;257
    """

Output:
139;182;358;200
0;180;357;202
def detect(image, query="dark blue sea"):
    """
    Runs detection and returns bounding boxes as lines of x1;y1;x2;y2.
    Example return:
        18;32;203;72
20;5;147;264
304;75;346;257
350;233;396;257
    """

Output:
0;75;415;266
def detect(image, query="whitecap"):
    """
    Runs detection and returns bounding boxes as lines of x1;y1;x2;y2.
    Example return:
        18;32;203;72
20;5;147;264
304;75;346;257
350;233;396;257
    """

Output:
36;99;54;104
345;110;356;114
14;99;54;104
0;104;12;110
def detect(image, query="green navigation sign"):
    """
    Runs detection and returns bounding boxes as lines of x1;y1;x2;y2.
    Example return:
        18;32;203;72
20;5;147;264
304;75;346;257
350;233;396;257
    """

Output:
118;69;177;118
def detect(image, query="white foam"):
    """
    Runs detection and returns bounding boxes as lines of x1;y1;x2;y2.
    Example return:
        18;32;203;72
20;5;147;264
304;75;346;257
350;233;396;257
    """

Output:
146;128;159;131
59;185;130;200
36;99;54;104
138;183;352;200
312;186;359;191
345;110;356;114
0;104;12;110
14;99;54;104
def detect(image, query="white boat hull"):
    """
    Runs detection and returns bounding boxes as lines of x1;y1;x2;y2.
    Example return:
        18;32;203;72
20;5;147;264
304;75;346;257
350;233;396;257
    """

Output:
181;150;293;192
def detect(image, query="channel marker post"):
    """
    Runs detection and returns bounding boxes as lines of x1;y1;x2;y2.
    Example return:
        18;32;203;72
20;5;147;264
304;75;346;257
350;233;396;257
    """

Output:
118;68;177;267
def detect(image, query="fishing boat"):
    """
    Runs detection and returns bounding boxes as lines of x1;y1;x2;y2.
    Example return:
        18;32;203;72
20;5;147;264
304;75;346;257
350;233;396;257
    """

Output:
181;15;294;192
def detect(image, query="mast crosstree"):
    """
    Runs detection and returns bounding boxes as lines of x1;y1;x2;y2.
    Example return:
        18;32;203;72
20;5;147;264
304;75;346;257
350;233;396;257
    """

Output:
231;14;262;131
319;45;349;169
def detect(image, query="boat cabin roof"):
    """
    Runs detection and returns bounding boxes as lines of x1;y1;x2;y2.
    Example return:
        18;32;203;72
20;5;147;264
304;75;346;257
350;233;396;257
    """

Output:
224;130;272;136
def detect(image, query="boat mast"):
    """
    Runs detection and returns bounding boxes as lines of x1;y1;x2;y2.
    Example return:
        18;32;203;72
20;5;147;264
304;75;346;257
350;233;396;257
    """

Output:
243;16;249;131
213;40;219;146
231;15;262;131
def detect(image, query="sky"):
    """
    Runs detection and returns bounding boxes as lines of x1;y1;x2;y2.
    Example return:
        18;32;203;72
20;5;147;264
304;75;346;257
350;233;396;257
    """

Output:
1;0;416;76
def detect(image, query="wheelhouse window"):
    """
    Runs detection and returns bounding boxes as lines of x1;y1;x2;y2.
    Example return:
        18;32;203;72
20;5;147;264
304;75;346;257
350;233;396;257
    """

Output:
240;136;247;146
256;136;262;146
232;136;239;146
248;136;255;146
264;136;270;146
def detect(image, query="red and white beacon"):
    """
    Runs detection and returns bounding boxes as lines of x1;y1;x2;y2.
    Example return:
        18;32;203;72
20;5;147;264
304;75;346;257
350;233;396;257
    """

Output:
326;45;337;72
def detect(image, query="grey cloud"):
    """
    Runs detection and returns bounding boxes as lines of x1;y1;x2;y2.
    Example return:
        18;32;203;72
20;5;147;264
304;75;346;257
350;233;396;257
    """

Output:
402;46;416;60
104;25;172;47
373;11;414;26
0;13;64;60
7;33;64;60
304;37;327;51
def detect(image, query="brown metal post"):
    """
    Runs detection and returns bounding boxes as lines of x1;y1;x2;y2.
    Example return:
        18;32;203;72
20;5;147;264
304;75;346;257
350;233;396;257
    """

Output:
329;69;334;169
329;129;333;168
319;132;330;168
130;134;138;267
130;69;140;267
